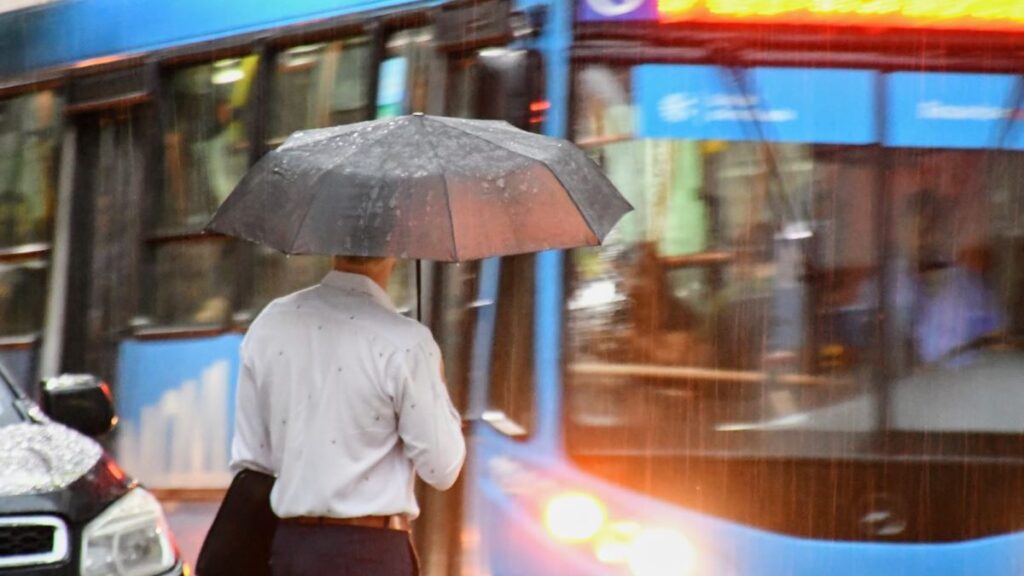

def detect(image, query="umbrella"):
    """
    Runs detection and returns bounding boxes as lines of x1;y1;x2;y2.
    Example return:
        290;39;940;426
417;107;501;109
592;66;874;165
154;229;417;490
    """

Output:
205;114;631;261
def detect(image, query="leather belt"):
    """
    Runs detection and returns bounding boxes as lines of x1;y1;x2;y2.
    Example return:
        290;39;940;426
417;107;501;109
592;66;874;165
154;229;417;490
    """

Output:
283;515;411;531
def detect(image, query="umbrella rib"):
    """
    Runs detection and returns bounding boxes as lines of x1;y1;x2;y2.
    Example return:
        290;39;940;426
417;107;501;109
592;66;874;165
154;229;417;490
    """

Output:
420;118;459;262
432;121;602;244
531;157;601;243
284;124;398;254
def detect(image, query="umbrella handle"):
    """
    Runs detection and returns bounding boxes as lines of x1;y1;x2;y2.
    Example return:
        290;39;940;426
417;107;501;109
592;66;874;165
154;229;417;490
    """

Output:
415;259;422;324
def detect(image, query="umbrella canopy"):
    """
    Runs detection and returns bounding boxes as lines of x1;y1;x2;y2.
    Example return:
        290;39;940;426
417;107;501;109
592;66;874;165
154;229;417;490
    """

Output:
205;114;631;261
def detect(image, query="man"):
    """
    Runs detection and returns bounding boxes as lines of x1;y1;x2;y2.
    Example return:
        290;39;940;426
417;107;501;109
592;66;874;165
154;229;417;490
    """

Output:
230;255;466;576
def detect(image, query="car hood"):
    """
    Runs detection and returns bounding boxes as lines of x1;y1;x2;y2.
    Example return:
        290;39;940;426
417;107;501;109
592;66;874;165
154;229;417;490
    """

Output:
0;422;132;522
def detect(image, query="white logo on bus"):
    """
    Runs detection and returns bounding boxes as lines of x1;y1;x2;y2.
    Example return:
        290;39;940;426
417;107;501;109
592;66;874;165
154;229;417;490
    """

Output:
584;0;646;17
658;93;699;122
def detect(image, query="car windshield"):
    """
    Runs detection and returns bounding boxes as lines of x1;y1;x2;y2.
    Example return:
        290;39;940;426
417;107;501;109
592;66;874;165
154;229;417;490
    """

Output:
566;63;1024;461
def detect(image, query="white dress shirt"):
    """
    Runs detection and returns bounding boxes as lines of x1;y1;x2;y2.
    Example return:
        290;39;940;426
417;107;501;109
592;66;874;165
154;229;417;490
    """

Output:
230;270;466;519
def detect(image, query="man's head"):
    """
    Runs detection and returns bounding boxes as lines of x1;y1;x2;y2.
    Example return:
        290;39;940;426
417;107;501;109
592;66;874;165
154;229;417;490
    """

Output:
333;255;398;290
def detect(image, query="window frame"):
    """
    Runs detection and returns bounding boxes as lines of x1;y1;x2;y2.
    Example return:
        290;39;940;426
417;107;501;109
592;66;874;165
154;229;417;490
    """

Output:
0;86;66;343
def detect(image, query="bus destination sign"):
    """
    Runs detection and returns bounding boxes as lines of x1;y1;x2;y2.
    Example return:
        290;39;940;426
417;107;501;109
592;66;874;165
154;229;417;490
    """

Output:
577;0;1024;31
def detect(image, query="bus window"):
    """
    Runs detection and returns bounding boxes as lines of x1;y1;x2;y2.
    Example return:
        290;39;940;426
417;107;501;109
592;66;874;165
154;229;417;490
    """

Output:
268;37;372;145
0;90;62;337
162;56;257;227
487;254;535;437
878;149;1024;433
148;240;239;325
566;62;879;460
246;38;374;317
379;27;440;117
143;56;258;326
431;261;480;412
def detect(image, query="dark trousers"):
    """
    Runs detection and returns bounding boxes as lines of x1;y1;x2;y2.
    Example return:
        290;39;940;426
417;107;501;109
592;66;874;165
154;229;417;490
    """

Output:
270;523;419;576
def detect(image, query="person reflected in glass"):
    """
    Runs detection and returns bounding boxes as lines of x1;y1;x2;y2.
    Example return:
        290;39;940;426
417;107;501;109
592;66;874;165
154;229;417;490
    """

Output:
198;95;248;209
859;185;1005;368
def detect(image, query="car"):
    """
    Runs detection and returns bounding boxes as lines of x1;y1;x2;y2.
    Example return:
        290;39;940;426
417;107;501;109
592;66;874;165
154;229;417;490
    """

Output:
0;362;184;575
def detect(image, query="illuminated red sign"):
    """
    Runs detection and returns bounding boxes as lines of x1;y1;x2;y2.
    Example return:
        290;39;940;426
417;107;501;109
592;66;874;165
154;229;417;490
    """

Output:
655;0;1024;30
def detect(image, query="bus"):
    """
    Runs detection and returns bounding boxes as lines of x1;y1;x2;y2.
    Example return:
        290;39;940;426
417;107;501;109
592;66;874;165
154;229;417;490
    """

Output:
0;0;548;571
4;0;1024;575
476;3;1024;576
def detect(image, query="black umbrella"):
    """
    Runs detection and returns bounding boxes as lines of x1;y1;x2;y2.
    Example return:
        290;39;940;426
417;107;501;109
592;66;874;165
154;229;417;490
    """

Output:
205;114;631;261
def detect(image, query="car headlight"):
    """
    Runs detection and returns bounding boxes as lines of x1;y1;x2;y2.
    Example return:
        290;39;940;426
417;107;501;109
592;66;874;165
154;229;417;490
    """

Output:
81;488;178;576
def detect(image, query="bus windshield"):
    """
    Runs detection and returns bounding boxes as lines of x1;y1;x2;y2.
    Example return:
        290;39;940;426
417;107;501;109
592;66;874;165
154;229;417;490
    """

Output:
566;63;1024;462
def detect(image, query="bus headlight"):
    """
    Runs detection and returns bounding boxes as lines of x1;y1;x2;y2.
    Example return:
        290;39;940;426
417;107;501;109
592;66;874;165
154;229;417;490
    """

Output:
544;492;607;543
542;491;697;575
81;488;178;576
626;527;695;576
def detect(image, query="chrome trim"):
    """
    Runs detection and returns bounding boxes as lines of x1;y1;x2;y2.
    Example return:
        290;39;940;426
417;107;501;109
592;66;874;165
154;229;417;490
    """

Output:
0;516;70;568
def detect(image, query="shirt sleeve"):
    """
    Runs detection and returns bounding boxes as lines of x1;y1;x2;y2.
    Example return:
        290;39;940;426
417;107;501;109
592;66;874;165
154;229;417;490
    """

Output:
229;348;274;475
391;336;466;490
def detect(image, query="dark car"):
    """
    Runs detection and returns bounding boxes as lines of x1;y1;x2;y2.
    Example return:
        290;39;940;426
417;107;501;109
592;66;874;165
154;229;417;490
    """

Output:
0;363;184;575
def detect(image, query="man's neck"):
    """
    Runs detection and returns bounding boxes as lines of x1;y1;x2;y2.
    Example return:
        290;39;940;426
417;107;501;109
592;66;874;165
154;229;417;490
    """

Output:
334;266;392;292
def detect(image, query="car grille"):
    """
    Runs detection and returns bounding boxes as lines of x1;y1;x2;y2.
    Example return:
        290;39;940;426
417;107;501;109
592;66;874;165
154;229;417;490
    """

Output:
0;517;69;568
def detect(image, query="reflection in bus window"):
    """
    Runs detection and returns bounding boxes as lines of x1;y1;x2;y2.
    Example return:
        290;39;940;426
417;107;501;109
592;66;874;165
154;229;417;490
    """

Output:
0;91;62;248
0;260;47;337
148;241;237;326
883;151;1021;372
568;63;1024;466
162;56;257;230
567;63;881;452
434;262;480;413
488;255;535;437
268;38;371;146
379;28;438;117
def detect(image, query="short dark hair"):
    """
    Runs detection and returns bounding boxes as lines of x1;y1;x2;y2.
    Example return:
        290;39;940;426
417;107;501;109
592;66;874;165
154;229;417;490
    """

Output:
333;255;391;266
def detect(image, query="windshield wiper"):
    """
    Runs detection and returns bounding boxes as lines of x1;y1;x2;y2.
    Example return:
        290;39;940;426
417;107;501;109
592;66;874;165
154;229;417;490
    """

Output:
719;63;806;228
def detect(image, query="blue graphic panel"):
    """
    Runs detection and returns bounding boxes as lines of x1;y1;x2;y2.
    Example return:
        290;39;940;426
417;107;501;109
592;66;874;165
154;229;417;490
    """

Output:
887;72;1024;150
116;335;242;488
576;0;656;22
633;65;876;144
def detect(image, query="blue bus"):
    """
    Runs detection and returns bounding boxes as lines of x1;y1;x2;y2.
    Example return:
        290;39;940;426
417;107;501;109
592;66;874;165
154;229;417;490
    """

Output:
4;1;1024;575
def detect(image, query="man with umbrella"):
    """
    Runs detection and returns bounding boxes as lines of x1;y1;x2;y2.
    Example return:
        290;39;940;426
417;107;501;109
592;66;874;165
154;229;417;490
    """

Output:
230;253;463;575
209;114;631;575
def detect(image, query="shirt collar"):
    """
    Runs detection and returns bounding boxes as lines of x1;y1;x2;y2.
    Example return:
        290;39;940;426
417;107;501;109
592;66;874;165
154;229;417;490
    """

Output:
320;270;397;312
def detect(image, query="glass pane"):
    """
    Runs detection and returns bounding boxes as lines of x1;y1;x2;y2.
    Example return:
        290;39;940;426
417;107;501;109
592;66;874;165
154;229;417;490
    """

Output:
434;261;481;412
566;64;878;458
488;255;535;435
884;149;1024;434
268;38;371;146
377;28;438;117
0;259;47;336
249;250;331;315
161;56;258;230
147;241;237;325
0;91;62;248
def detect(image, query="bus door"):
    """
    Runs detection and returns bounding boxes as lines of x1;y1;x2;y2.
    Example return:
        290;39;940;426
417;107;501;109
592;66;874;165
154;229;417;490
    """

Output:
45;66;152;390
0;87;63;394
